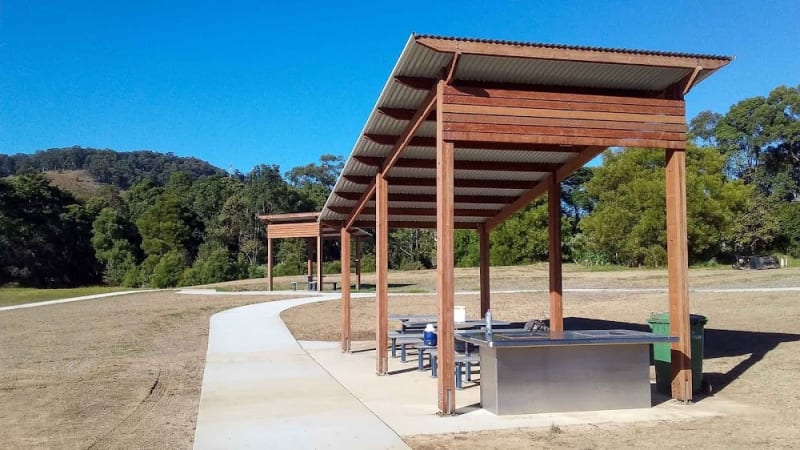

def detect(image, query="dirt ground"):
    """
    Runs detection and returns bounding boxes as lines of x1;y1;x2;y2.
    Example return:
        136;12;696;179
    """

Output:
282;273;800;449
2;267;799;449
215;264;800;292
0;292;298;450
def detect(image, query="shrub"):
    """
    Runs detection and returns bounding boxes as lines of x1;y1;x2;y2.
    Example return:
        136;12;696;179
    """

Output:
150;251;187;288
359;253;376;273
273;262;303;277
247;264;266;278
122;265;144;288
323;261;341;274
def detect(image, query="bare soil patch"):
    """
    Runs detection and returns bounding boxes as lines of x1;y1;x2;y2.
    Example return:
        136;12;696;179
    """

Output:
0;291;298;449
44;169;103;199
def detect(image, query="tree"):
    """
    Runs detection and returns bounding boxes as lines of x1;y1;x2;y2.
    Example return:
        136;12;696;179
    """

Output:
286;154;344;210
561;167;594;236
688;110;722;147
775;202;800;257
136;192;202;263
716;85;800;200
389;229;436;270
579;146;749;266
454;230;479;267
180;242;243;286
0;172;100;286
490;199;551;266
124;178;164;222
91;208;141;285
149;251;187;288
190;174;242;227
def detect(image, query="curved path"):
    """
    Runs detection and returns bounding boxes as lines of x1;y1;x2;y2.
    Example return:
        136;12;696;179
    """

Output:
192;294;408;450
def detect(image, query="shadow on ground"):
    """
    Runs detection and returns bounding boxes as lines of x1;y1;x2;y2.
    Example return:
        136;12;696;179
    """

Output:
351;283;416;292
562;316;800;397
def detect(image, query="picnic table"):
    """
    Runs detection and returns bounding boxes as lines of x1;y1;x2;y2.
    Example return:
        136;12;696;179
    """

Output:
402;318;510;331
388;314;437;322
290;277;338;291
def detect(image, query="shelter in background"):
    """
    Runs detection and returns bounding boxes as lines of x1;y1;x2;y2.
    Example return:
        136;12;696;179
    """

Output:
258;212;369;291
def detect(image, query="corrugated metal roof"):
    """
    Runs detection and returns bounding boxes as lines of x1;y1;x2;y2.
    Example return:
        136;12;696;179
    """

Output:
456;55;691;90
319;34;732;226
414;34;733;61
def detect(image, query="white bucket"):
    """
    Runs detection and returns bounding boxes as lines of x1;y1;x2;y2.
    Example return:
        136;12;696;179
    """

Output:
454;306;466;323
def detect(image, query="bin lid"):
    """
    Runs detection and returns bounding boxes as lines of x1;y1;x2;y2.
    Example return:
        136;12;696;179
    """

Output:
647;312;708;325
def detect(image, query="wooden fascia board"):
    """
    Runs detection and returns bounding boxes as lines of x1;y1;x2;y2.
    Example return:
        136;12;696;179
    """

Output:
486;146;607;229
416;37;732;70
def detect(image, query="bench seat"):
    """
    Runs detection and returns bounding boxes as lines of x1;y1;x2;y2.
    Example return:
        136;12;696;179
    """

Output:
428;349;481;389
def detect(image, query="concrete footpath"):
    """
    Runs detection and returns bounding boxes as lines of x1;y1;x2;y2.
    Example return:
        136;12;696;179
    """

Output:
192;294;408;450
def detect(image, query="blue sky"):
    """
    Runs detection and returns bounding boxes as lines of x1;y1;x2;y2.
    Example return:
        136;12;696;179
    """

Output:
1;1;798;174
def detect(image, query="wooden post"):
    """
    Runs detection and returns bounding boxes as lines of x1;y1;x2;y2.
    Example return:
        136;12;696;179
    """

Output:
306;238;313;284
666;149;692;401
355;237;362;291
317;231;323;292
436;79;456;414
341;227;351;352
267;237;274;291
478;223;490;318
375;172;389;375
548;177;563;332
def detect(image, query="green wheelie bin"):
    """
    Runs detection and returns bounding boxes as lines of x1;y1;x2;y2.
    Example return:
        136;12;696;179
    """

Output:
646;313;708;394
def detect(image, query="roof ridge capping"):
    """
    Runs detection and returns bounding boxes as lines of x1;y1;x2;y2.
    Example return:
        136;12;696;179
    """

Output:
413;33;734;67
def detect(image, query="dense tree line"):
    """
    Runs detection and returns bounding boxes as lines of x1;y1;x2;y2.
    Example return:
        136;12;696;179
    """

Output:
0;155;343;288
0;146;223;189
1;85;798;288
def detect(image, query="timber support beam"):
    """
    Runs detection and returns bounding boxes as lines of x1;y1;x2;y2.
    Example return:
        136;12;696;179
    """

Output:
666;148;692;401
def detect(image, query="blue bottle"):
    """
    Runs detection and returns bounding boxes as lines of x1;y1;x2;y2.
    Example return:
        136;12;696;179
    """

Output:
423;323;437;346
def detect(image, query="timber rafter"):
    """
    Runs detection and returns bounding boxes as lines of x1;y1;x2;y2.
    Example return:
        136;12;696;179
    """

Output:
345;54;462;230
334;191;516;204
353;155;559;172
486;146;606;229
343;175;539;190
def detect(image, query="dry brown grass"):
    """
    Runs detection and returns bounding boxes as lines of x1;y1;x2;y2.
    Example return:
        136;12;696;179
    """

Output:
0;291;299;449
43;169;104;199
279;268;800;449
214;264;800;293
2;265;799;449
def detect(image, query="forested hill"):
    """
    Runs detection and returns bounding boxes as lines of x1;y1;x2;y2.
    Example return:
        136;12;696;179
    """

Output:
0;146;224;189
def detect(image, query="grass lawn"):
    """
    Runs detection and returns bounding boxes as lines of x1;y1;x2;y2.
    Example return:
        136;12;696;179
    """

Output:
0;286;138;307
